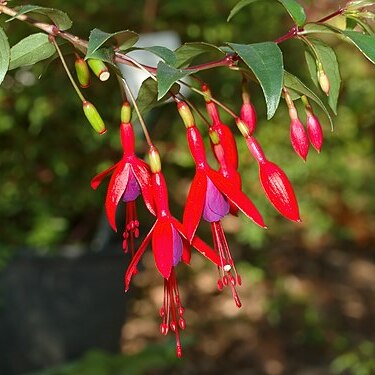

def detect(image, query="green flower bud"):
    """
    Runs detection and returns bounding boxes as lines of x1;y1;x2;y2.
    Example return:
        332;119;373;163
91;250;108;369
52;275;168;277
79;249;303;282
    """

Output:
82;100;107;134
177;101;195;128
75;56;90;88
121;101;132;123
87;59;110;81
148;146;161;173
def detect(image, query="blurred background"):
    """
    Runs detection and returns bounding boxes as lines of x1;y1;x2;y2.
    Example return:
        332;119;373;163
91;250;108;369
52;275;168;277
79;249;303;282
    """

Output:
0;0;374;374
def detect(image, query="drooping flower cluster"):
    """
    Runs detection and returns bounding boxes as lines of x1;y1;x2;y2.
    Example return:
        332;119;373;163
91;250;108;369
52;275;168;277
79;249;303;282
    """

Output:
92;82;325;357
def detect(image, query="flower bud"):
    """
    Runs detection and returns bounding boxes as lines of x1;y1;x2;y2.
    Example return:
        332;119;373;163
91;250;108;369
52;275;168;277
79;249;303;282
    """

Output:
87;59;110;81
148;146;161;173
121;101;131;123
306;113;323;153
74;56;90;88
317;66;330;95
177;101;195;128
290;118;309;160
235;118;251;138
259;160;301;222
82;100;107;134
240;102;257;135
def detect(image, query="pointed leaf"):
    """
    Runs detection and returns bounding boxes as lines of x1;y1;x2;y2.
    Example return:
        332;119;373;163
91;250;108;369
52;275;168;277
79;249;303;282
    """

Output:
86;28;139;58
6;5;72;31
182;170;206;242
105;161;130;231
228;42;283;119
152;218;173;279
283;70;334;129
91;163;118;190
156;61;196;100
343;30;375;64
0;27;10;86
228;0;306;26
125;222;155;291
174;42;225;68
143;46;177;66
86;48;114;65
206;169;266;228
302;23;340;36
304;38;341;114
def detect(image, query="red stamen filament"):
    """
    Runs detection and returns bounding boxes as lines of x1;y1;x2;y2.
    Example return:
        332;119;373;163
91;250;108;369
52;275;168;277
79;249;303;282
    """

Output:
211;221;242;308
123;201;140;262
160;268;185;358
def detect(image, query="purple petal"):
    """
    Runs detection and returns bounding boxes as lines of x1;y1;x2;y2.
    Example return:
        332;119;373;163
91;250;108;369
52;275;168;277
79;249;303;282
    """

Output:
172;225;183;266
122;167;141;202
203;177;230;222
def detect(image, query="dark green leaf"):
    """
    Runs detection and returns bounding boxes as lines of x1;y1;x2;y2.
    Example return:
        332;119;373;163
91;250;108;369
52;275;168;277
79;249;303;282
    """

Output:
142;46;176;66
6;5;72;31
228;0;306;26
87;48;114;65
134;78;180;120
156;62;196;100
304;38;341;114
9;33;56;70
284;71;333;129
228;42;283;119
86;28;139;58
300;23;340;35
342;30;375;64
0;27;10;86
174;42;224;68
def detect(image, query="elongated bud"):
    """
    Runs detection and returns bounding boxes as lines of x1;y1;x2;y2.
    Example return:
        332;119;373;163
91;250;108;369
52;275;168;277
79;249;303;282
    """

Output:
75;56;90;88
82;100;107;134
259;160;301;222
301;96;323;153
148;146;161;173
317;63;330;95
245;136;266;164
177;101;195;128
120;122;135;155
235;118;251;138
121;101;131;123
290;118;309;160
202;84;221;124
240;102;257;135
87;59;110;81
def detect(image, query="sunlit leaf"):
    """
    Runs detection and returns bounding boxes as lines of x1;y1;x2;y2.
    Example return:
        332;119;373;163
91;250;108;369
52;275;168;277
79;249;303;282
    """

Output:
228;42;283;119
304;38;341;114
6;5;72;31
284;71;334;129
9;33;56;70
343;30;375;64
0;27;10;86
86;28;139;58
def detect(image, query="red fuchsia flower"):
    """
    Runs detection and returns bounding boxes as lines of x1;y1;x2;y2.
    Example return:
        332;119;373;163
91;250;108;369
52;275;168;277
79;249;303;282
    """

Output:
240;82;257;135
236;118;301;222
125;146;226;358
302;96;323;153
177;102;266;305
283;88;309;160
91;120;155;261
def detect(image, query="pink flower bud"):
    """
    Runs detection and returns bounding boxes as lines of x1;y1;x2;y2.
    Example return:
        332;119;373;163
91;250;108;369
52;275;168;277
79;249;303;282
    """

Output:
240;102;257;135
259;160;301;222
290;118;309;161
306;113;323;153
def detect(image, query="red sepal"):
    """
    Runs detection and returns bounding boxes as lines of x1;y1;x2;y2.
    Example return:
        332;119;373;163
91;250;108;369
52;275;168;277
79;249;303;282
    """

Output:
152;218;173;279
105;160;130;231
91;163;118;190
212;122;238;169
206;169;266;228
182;170;206;242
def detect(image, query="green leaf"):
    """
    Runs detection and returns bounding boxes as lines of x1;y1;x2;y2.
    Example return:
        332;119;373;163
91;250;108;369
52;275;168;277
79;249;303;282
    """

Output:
6;5;72;31
142;46;176;66
0;27;10;86
301;23;341;35
9;33;56;70
228;0;306;26
174;42;224;68
342;30;375;64
86;48;115;65
284;71;333;129
304;38;341;114
86;28;139;58
228;42;283;119
156;62;196;100
134;78;180;120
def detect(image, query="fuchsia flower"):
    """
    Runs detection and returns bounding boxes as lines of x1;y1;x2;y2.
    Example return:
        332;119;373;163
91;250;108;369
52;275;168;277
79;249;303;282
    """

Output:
236;118;301;222
124;147;226;357
240;101;257;135
290;117;309;161
91;122;155;258
302;96;324;153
